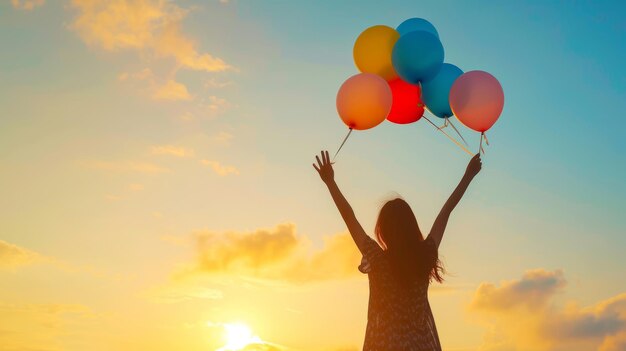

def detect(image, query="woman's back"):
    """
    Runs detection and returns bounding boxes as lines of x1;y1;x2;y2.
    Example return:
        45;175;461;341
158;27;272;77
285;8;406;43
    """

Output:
361;235;442;351
312;150;482;351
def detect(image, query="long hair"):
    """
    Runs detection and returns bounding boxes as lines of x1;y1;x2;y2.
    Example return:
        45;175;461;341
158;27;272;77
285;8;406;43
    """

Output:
374;197;445;285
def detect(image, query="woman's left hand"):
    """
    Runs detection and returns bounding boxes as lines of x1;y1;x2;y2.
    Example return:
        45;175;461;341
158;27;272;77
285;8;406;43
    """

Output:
465;153;482;178
313;150;334;184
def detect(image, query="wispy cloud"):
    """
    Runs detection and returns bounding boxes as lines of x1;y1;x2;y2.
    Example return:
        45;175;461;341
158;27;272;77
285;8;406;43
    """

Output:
200;159;239;176
469;269;626;351
202;95;232;117
145;282;223;304
11;0;45;11
151;145;195;158
69;0;231;72
82;160;170;174
0;240;43;271
211;131;234;146
152;79;193;101
69;0;233;102
119;68;193;101
0;302;93;351
177;112;195;121
205;77;234;89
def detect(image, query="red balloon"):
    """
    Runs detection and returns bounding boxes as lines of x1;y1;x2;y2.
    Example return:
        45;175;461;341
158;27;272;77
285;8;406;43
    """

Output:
386;78;424;124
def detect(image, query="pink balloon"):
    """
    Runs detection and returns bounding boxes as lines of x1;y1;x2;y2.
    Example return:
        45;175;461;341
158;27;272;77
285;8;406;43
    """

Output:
449;71;504;133
336;73;392;130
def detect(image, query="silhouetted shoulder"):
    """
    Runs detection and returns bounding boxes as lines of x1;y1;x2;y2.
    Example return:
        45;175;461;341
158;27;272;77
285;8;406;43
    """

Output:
358;235;384;274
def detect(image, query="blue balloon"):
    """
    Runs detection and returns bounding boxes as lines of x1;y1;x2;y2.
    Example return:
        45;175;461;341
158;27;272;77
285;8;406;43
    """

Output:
421;63;463;118
397;18;439;38
392;31;444;84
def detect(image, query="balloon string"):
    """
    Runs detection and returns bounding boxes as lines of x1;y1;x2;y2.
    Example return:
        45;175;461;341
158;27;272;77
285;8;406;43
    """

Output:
483;132;490;146
333;128;353;162
479;132;485;155
446;118;469;146
422;115;472;156
438;118;448;129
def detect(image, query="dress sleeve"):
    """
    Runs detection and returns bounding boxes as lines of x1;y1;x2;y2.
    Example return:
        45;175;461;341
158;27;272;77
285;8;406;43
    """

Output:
357;235;384;274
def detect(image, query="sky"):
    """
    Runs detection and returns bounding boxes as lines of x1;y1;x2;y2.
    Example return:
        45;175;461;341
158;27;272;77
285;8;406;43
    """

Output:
1;0;625;350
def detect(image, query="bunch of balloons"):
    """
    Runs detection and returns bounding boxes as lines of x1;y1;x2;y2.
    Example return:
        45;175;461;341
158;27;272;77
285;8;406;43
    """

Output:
335;18;504;157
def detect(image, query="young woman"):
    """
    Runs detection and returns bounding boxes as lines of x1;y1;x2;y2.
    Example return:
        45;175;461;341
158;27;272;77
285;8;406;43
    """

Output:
313;150;482;351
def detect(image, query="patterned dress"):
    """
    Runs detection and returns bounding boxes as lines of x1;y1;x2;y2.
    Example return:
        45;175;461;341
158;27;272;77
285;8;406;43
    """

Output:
358;235;442;351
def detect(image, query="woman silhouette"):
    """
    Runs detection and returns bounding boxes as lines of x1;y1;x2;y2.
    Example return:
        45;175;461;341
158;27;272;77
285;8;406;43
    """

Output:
313;150;481;351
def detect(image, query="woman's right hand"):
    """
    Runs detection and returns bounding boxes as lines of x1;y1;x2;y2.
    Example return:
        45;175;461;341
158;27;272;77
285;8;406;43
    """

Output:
313;150;334;184
466;153;482;178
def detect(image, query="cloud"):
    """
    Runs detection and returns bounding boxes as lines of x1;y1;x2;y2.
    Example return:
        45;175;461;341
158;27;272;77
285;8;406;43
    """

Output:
145;282;223;303
11;0;45;10
0;302;92;351
178;112;195;121
601;332;626;351
117;68;154;82
151;145;195;158
194;223;298;272
175;223;364;283
199;95;232;117
152;79;193;101
82;160;170;174
241;344;284;351
205;77;234;89
154;16;230;72
470;269;567;312
0;240;130;282
119;68;193;101
69;0;231;72
200;159;239;176
469;269;626;351
211;131;234;146
0;240;42;271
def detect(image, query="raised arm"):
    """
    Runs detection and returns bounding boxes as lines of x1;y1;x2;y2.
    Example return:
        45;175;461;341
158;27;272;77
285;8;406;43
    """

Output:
313;150;371;254
428;154;482;248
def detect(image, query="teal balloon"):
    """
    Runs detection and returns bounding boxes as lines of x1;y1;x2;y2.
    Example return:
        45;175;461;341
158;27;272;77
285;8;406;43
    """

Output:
422;63;463;118
397;18;439;38
392;31;444;84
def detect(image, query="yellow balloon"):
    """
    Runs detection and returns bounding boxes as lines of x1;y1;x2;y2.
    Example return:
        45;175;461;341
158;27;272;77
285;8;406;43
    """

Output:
353;25;400;81
336;73;392;130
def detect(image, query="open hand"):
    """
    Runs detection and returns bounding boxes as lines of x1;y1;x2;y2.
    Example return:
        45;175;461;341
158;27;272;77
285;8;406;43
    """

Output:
466;153;482;178
312;150;334;184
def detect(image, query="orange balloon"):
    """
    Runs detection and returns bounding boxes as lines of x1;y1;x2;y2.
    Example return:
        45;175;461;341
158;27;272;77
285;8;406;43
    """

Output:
449;71;504;133
353;25;400;81
336;73;392;130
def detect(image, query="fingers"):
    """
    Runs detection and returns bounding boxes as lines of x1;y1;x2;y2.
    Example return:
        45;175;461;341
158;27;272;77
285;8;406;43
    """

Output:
314;150;332;168
318;150;331;166
313;163;320;173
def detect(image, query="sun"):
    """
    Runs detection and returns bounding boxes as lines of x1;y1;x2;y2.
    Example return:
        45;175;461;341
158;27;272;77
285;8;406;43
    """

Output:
216;322;262;351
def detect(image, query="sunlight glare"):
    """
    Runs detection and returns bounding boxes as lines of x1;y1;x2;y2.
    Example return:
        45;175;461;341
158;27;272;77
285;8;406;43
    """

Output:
215;322;262;351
